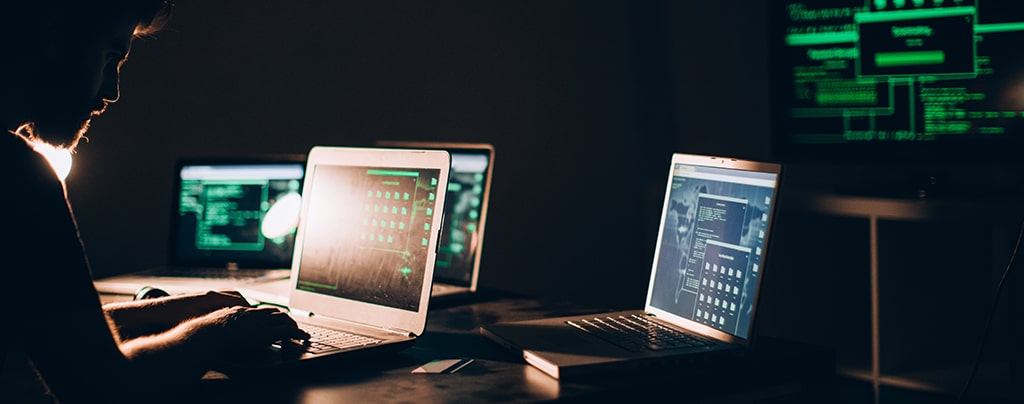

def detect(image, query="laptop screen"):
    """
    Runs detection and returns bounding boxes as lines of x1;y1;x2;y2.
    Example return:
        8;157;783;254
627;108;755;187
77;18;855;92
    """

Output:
295;165;444;312
170;159;305;268
433;148;492;286
647;160;779;340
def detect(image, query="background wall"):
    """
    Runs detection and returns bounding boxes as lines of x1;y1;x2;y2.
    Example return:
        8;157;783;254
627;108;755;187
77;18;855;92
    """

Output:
72;1;773;310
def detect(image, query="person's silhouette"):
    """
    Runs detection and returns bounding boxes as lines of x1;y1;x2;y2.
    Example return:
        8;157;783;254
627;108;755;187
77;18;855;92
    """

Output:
0;2;307;403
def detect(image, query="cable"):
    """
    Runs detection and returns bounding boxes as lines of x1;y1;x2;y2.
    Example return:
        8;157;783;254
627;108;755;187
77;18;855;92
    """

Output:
958;218;1024;402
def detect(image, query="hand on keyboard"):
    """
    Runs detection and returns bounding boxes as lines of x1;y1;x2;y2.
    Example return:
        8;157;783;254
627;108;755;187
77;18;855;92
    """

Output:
270;337;310;353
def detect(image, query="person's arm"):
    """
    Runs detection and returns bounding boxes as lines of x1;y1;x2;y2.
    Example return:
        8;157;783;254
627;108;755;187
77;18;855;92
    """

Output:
118;305;308;369
14;154;305;403
30;290;306;403
103;290;256;340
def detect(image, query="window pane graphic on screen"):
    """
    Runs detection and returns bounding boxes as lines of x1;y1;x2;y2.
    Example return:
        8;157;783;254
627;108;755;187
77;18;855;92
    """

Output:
175;164;303;264
649;166;776;340
297;166;441;312
773;0;1024;159
434;152;489;285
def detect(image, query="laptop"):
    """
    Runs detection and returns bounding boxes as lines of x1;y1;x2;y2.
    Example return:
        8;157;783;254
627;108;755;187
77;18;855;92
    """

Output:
481;153;782;380
215;145;450;375
93;155;306;296
240;141;495;305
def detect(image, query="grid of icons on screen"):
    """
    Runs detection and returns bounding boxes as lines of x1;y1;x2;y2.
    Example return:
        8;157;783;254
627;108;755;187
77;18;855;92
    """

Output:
359;173;437;250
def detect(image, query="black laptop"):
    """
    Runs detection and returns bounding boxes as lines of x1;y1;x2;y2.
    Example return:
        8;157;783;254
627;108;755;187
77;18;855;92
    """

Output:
93;155;306;296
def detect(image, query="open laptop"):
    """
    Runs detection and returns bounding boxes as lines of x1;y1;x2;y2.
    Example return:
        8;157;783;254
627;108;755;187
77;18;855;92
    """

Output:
481;153;782;380
215;145;450;375
240;141;495;306
93;156;306;296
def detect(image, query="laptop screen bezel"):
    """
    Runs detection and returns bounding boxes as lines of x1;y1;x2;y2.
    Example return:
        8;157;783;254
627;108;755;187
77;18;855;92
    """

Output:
644;153;782;347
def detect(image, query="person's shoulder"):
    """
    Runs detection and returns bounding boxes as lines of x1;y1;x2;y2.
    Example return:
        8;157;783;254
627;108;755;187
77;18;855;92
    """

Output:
0;133;64;184
0;132;43;163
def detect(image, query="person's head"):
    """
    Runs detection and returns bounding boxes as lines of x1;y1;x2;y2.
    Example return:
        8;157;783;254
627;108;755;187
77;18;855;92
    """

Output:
0;1;172;150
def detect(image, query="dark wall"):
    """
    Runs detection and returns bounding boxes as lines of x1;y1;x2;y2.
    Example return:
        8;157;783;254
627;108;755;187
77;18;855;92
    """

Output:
72;1;772;310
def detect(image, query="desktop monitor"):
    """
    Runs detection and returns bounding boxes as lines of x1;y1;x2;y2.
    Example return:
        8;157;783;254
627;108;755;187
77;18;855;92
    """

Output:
769;0;1024;165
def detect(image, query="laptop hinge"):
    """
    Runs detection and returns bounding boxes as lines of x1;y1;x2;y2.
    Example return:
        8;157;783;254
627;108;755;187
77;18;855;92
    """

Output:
290;308;313;317
385;327;413;337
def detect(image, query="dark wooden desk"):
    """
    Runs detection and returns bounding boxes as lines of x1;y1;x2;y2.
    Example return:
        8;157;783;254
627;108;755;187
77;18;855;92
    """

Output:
106;292;836;403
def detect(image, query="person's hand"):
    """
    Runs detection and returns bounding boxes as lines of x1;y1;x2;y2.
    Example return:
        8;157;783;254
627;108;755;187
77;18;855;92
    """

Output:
105;290;257;340
116;305;310;378
168;290;253;317
193;306;310;353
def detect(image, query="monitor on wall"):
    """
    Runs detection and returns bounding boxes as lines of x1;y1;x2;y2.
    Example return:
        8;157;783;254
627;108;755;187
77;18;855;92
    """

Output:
769;0;1024;166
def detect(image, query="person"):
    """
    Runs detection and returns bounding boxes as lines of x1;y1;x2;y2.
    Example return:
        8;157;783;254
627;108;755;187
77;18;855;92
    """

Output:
0;2;308;403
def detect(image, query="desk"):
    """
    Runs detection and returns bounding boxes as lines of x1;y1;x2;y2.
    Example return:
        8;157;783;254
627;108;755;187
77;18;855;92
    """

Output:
103;292;835;403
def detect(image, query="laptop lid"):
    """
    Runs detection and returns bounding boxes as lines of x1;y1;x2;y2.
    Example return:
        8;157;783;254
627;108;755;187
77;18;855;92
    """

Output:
375;141;495;292
644;153;781;347
287;146;451;336
168;156;306;270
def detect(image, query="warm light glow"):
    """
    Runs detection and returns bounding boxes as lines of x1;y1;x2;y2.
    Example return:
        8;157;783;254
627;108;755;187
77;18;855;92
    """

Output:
262;192;302;239
33;142;73;180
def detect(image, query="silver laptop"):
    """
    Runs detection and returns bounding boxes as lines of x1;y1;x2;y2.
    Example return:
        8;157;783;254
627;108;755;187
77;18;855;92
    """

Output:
216;146;450;375
241;141;495;305
481;153;781;380
93;156;306;296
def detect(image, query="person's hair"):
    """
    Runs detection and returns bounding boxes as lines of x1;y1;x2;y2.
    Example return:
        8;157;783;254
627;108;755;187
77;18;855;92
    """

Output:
0;1;173;42
129;0;174;37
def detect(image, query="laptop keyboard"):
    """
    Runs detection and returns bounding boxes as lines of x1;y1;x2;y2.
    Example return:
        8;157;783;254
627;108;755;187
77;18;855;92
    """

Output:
298;324;383;354
567;314;713;353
